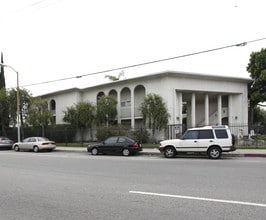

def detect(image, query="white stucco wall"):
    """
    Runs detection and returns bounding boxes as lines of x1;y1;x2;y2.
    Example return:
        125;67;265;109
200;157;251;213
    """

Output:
40;71;251;135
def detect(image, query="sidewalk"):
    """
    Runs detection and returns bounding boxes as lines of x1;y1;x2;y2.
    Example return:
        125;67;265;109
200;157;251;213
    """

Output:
56;146;266;158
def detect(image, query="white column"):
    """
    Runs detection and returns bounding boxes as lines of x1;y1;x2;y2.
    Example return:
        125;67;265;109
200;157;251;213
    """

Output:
191;93;196;127
131;88;135;129
217;94;222;125
228;95;233;125
173;89;177;124
178;92;183;125
117;90;121;124
204;93;209;126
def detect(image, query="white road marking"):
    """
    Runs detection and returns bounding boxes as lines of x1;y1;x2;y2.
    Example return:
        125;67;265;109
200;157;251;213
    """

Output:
129;191;266;208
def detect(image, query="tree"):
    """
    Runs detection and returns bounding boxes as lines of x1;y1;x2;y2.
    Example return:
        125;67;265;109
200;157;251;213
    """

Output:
140;93;169;138
0;53;9;135
0;52;5;89
63;102;96;141
26;97;53;136
253;106;266;125
8;88;31;139
0;88;9;135
246;48;266;125
247;48;266;107
96;95;117;126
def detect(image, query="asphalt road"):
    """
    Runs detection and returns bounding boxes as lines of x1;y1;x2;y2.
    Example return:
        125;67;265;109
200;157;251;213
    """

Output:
0;150;266;220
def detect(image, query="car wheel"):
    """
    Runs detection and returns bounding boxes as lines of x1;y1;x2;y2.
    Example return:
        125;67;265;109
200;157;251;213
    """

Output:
122;148;130;156
164;146;176;158
91;148;98;155
14;145;20;152
33;146;39;153
208;146;222;159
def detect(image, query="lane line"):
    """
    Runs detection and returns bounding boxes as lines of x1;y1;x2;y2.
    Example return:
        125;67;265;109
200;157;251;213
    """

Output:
129;191;266;208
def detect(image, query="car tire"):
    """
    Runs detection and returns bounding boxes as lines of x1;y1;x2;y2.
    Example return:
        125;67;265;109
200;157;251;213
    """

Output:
33;146;39;153
208;146;222;159
91;148;98;155
14;145;20;152
122;148;130;156
164;146;176;158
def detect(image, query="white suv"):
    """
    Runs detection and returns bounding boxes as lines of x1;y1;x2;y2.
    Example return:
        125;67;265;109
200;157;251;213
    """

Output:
159;125;236;159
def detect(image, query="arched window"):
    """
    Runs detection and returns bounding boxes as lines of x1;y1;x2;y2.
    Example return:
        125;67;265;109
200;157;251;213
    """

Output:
50;99;56;111
97;92;105;101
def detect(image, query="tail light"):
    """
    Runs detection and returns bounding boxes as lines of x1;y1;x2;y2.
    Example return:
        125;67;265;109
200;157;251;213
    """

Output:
133;142;139;148
42;142;55;145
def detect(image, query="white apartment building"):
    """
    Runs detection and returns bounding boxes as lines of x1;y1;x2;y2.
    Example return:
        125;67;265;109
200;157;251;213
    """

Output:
41;71;251;137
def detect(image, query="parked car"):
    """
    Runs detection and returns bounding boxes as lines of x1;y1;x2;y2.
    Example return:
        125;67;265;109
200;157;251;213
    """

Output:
0;136;14;150
87;136;142;156
159;125;236;159
13;137;56;152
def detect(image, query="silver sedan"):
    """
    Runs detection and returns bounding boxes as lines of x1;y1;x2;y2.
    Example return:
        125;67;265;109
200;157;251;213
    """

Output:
0;136;14;150
13;137;56;152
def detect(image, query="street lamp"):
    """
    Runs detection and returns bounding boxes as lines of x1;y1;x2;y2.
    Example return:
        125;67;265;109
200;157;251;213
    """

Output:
0;63;20;142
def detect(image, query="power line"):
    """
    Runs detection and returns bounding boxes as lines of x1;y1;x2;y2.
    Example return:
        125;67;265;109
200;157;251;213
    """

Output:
22;37;266;88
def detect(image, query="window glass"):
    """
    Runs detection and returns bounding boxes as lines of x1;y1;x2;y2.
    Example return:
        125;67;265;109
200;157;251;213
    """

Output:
105;137;118;144
215;129;228;138
37;137;49;141
29;138;36;142
23;138;30;142
199;130;214;139
118;137;126;143
183;130;199;139
121;100;131;107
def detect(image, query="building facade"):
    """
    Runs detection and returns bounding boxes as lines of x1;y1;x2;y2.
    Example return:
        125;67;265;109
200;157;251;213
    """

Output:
41;71;251;137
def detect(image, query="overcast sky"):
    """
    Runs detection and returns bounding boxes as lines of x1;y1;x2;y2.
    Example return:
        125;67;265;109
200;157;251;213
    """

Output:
0;0;265;96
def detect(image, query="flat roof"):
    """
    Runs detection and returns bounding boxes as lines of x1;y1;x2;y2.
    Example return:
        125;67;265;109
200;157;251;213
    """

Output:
39;70;252;97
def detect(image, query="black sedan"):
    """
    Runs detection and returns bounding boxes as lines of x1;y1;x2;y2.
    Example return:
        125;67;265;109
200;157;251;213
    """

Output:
87;136;142;156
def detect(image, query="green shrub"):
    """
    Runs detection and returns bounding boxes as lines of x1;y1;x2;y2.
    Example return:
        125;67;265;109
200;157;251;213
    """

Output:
96;125;129;141
133;128;150;143
252;134;266;141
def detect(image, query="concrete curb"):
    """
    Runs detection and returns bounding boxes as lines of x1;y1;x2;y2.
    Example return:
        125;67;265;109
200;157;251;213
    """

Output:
242;153;266;158
55;147;266;158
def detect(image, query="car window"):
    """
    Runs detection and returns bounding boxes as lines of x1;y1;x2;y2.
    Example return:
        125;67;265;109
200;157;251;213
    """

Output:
215;129;228;138
29;138;36;142
118;137;126;143
105;137;118;144
183;130;199;139
199;130;214;139
23;138;30;142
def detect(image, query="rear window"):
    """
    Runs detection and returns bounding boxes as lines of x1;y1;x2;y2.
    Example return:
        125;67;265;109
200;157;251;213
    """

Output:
215;129;228;139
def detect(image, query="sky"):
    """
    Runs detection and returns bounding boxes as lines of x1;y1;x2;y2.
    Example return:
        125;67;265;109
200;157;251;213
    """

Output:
0;0;265;96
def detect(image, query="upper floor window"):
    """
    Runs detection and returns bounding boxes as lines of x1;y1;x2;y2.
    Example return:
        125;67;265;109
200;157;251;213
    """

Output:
50;100;56;111
121;100;131;107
